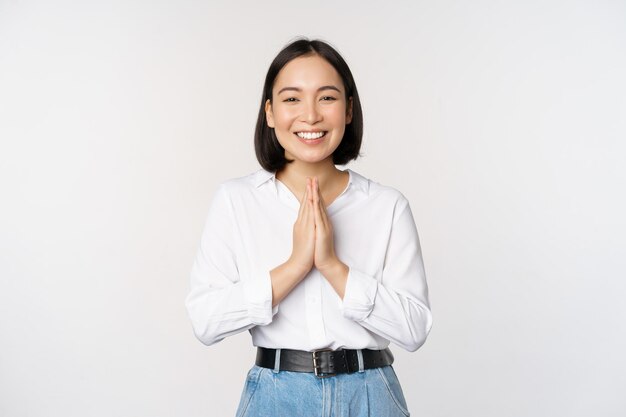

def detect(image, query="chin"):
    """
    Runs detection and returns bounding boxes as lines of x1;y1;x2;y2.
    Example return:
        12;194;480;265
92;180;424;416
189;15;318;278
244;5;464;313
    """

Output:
286;152;328;163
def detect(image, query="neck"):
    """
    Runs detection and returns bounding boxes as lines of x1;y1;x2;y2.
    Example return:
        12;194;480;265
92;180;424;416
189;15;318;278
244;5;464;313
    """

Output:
276;159;342;192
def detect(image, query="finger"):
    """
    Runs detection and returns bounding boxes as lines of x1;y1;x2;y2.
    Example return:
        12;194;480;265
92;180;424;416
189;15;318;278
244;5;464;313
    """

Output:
304;179;314;226
312;177;325;230
301;177;309;203
315;177;328;228
309;178;315;203
319;189;330;226
311;177;319;204
297;177;309;219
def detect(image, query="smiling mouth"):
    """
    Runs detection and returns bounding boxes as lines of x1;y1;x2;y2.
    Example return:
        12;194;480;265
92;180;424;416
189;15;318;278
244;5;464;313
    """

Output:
294;131;327;140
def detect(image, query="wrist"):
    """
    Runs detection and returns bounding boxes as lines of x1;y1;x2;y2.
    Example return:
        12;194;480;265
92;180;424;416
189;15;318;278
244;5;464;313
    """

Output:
317;257;345;275
286;258;312;278
318;259;349;299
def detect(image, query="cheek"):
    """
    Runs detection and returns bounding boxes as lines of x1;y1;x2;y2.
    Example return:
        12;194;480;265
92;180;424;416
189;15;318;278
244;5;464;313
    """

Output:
274;108;297;127
325;106;347;123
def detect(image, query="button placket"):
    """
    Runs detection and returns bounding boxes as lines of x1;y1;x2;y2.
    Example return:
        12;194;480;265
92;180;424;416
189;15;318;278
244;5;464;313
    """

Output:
305;270;326;344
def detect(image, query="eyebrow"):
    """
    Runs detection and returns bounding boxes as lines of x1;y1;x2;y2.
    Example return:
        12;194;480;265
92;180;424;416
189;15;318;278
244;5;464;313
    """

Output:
277;85;342;95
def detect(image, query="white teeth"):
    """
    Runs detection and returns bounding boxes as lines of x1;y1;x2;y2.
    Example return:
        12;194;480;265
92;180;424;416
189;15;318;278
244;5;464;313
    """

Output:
296;131;325;139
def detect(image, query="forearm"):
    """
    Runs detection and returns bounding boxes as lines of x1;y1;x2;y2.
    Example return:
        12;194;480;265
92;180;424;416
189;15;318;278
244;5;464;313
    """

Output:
357;282;432;352
339;266;432;352
318;259;349;300
185;279;277;346
269;260;310;307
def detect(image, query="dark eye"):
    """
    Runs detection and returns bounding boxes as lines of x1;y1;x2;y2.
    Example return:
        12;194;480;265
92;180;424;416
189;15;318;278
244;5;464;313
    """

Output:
321;96;337;101
284;97;298;102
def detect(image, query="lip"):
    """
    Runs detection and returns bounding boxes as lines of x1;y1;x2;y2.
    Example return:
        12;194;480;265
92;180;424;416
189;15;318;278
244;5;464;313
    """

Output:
293;130;327;133
294;131;327;145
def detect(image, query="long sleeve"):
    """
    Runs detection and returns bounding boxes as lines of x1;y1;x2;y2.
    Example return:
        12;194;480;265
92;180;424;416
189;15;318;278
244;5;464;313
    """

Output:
339;196;433;352
185;183;279;346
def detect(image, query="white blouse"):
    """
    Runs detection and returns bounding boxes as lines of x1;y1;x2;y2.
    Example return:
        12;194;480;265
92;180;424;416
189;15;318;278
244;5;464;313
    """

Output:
185;168;433;352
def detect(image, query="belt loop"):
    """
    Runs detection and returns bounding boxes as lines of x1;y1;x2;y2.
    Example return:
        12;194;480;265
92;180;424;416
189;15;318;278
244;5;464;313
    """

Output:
357;349;364;372
273;348;281;373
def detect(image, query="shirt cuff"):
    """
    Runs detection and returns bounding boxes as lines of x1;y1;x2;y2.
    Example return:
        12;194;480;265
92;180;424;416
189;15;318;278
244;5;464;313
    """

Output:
340;267;378;322
242;270;279;325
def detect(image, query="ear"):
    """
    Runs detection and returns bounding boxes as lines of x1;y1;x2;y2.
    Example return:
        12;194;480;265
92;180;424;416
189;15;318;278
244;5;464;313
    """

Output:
345;96;353;125
265;99;275;128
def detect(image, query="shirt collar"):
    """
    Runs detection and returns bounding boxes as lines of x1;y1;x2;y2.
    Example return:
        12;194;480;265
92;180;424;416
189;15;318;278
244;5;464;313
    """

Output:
253;168;369;194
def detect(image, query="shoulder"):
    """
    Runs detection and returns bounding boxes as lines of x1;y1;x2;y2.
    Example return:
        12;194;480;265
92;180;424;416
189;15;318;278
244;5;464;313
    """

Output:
349;169;410;209
214;168;272;198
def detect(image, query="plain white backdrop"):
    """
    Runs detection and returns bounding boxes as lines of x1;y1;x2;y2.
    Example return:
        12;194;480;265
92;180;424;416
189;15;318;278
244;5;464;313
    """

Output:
1;0;625;416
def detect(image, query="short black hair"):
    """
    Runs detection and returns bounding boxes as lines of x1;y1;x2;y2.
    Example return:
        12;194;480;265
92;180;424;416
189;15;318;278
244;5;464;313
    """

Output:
254;37;364;172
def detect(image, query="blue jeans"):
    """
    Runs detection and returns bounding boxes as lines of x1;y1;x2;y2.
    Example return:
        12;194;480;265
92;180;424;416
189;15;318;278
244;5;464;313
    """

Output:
235;364;411;417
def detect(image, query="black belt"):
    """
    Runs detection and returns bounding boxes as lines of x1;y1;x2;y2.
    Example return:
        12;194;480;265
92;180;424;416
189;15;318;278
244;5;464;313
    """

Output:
255;347;394;378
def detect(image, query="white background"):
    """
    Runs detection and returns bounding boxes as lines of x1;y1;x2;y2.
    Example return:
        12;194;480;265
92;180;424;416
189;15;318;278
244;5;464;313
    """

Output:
1;1;625;416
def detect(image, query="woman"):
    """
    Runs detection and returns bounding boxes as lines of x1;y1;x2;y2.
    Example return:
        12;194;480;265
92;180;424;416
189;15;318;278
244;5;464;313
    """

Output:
185;37;433;417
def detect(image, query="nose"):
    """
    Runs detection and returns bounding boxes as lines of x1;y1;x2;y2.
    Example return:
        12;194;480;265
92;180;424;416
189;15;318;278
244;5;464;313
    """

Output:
301;99;322;124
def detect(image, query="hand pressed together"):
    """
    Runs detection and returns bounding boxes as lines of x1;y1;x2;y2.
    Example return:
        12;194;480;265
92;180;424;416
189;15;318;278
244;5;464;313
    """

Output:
310;176;340;272
288;176;349;299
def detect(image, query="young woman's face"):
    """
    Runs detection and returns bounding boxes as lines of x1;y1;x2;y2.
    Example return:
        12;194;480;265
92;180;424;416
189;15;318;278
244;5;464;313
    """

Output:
265;54;353;165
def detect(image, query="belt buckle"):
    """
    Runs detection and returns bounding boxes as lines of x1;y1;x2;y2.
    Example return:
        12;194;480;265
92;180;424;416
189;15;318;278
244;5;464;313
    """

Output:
312;348;336;378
